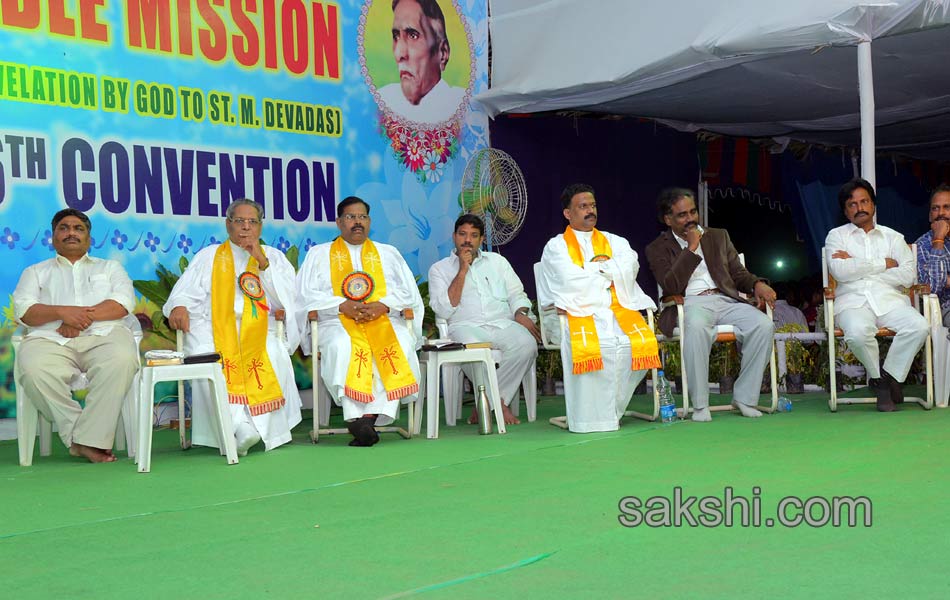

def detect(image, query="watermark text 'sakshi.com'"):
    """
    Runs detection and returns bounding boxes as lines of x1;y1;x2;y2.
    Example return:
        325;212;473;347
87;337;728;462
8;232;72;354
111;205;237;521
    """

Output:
618;487;872;528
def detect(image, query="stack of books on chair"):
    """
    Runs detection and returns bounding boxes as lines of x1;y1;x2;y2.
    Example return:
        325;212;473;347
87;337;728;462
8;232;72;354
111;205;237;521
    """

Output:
421;339;493;351
145;350;184;366
144;351;222;366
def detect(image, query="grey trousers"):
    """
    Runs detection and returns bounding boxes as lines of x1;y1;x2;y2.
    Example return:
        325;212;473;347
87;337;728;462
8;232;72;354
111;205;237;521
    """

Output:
683;295;774;410
17;328;138;449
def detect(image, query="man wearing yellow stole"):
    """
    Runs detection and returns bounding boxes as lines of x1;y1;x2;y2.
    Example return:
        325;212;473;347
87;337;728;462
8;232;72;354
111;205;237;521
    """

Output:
165;199;302;455
539;184;661;433
296;196;424;447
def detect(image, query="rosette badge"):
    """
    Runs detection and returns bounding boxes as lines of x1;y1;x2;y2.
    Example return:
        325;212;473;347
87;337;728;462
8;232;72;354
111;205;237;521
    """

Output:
342;271;375;302
239;271;270;318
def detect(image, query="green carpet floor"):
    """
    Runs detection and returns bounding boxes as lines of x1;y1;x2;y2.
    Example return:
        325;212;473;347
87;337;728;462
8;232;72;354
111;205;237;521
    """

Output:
2;388;949;599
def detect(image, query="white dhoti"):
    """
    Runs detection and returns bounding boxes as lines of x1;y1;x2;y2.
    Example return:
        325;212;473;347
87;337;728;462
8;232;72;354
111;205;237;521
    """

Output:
448;323;538;407
182;321;302;450
559;314;646;433
317;317;421;426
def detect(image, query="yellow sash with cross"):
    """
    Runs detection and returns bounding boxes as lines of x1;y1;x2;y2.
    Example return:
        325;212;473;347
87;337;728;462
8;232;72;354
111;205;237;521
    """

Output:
563;227;661;374
211;241;285;415
329;237;418;403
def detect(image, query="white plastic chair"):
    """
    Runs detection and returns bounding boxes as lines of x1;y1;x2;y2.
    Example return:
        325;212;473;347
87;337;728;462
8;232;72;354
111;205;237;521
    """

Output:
422;342;505;439
534;262;662;428
822;244;933;411
308;311;424;442
926;293;949;408
656;253;779;417
12;315;142;466
434;316;537;425
136;356;239;473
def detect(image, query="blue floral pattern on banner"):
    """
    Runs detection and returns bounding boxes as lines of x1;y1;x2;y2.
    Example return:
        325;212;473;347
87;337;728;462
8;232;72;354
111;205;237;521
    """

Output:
2;228;19;250
177;234;193;255
111;229;128;250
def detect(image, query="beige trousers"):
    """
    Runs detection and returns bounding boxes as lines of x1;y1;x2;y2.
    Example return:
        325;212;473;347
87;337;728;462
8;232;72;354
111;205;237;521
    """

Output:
17;328;138;449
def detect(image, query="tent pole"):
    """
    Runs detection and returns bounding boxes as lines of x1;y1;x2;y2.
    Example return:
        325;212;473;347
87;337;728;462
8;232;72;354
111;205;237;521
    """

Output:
858;40;875;188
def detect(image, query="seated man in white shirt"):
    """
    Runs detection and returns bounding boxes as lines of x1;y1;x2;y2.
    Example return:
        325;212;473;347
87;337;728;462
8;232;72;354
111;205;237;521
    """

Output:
165;199;302;456
428;214;541;425
825;178;928;411
13;209;138;463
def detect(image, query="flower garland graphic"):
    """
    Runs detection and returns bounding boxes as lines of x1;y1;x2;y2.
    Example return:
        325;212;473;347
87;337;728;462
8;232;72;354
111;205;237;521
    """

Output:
358;0;475;183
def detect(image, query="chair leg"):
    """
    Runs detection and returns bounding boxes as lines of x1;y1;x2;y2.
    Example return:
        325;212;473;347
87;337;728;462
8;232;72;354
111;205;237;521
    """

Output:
524;368;537;422
38;417;53;457
828;332;838;412
137;368;155;473
426;357;441;439
16;387;38;467
209;374;239;465
443;364;463;426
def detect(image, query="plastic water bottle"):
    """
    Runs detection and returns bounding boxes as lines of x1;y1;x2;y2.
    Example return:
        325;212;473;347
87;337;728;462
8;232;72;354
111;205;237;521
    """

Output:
777;396;793;412
657;370;676;424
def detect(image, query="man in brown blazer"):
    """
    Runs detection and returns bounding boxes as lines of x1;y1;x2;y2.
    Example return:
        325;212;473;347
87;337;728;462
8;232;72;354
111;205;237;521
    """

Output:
645;188;776;421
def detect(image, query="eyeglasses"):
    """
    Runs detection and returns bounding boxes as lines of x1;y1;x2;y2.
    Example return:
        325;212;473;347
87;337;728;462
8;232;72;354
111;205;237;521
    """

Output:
229;218;262;226
341;214;370;222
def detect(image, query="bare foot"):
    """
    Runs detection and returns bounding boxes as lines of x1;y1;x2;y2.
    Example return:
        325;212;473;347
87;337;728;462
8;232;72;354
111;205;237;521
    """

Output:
69;443;117;463
501;403;521;425
468;407;479;425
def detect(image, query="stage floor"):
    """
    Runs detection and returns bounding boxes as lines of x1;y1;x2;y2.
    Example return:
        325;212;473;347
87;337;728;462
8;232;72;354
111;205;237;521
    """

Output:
2;387;947;599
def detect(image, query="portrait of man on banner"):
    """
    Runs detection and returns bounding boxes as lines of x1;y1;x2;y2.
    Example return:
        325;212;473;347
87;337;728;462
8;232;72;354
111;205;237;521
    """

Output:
361;0;474;126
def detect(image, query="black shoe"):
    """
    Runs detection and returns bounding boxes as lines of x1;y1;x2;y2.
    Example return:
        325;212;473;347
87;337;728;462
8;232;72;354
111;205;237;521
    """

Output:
884;370;905;404
347;416;379;446
870;377;896;412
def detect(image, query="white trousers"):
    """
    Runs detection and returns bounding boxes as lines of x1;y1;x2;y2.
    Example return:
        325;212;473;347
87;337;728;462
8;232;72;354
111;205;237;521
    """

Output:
836;304;928;381
559;316;646;433
448;322;538;407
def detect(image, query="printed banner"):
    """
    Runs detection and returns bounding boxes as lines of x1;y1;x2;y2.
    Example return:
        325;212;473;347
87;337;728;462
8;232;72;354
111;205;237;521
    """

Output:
0;0;490;416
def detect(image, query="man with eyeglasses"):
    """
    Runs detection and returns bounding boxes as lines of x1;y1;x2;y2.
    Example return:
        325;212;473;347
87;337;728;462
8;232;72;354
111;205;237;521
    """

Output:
296;196;424;446
13;208;139;463
165;199;302;455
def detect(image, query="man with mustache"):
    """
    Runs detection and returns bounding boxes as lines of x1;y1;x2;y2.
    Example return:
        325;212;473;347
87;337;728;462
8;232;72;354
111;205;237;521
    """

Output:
826;178;928;411
166;199;302;455
378;0;465;124
915;184;950;326
538;184;661;433
297;196;424;446
645;188;776;421
428;214;540;426
13;209;138;463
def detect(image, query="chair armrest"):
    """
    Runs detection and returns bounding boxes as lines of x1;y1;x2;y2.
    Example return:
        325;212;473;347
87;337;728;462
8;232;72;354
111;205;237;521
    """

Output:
659;295;684;310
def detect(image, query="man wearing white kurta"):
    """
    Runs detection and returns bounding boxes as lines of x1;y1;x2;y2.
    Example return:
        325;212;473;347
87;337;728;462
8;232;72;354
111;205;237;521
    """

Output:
13;208;138;463
165;200;302;454
539;184;660;433
429;214;541;425
297;196;423;446
826;178;928;411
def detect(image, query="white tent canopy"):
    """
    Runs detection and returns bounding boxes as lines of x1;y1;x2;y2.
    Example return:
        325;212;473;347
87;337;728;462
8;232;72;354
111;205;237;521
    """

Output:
479;0;950;162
